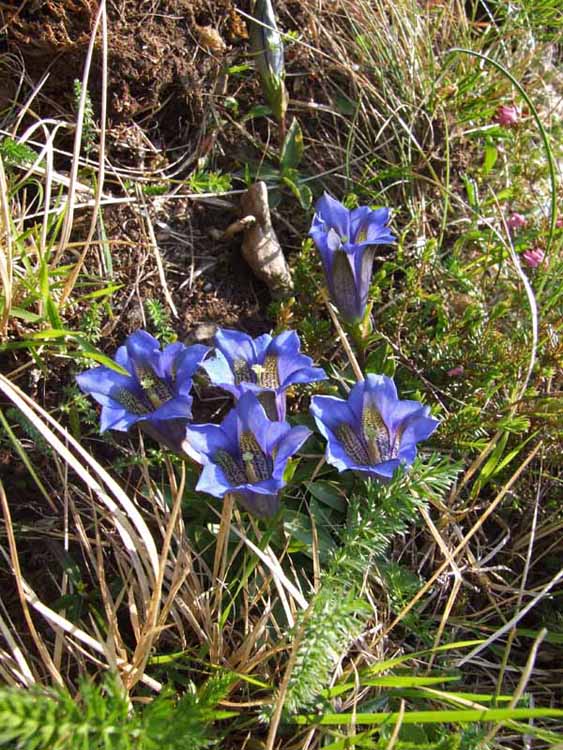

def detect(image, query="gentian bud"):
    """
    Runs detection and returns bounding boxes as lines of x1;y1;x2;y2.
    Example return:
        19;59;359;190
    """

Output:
249;0;288;124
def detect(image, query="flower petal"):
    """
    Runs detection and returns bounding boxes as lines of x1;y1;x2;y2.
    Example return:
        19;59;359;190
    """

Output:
257;389;283;421
174;344;210;396
125;330;161;373
280;364;327;390
234;490;281;518
195;462;234;498
361;457;402;479
253;333;273;361
140;419;189;453
384;401;429;433
310;394;356;436
320;424;359;473
351;245;376;316
272;425;311;480
349;206;374;241
150;396;192;422
268;330;300;357
155;341;185;380
76;366;137;408
310;395;361;472
215;328;258;370
367;211;394;244
185;422;234;463
201;349;237;387
350;206;394;245
235;478;282;496
269;330;327;391
114;345;136;377
100;406;140;433
236;391;272;455
331;249;363;322
345;380;368;424
309;226;336;282
314;193;350;237
362;374;399;430
396;444;418;465
263;420;291;455
399;414;439;450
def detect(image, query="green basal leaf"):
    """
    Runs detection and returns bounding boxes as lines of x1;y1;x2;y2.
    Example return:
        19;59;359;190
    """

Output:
282;173;312;209
482;143;498;175
280;117;304;172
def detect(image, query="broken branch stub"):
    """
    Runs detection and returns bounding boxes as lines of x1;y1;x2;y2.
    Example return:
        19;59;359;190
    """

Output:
239;181;293;296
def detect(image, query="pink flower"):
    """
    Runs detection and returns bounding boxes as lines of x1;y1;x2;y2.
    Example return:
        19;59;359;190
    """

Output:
495;104;519;127
522;248;545;268
556;216;563;229
506;212;527;231
447;365;464;377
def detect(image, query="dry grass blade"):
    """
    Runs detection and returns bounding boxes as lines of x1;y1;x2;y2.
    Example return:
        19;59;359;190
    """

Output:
220;514;308;611
483;628;548;743
0;155;12;335
0;598;35;687
136;185;178;319
56;0;106;266
456;572;562;668
386;698;406;750
127;463;187;690
0;480;64;687
0;375;160;577
321;287;364;382
0;537;162;692
376;441;543;646
419;506;462;667
60;0;109;305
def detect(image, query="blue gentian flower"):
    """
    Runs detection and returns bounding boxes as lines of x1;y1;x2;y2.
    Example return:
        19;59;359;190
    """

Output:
201;328;327;421
185;392;311;518
310;374;438;479
76;330;208;452
309;193;395;324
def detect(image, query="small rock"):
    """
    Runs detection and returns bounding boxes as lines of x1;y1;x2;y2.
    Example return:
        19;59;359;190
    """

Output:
197;25;227;53
190;323;218;343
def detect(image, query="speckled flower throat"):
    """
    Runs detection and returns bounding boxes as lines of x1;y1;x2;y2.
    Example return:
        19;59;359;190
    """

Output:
133;366;174;409
232;355;280;389
335;400;396;465
214;432;273;486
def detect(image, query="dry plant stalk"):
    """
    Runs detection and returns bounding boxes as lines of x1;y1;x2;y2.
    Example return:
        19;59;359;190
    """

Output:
0;374;307;693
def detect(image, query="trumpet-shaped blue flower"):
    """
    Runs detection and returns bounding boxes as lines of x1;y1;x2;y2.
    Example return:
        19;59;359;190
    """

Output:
201;328;327;420
309;193;395;324
310;374;438;479
76;330;208;452
185;392;311;518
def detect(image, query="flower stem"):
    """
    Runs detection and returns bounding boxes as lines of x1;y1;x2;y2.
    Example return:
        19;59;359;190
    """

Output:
320;287;364;382
348;322;369;370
